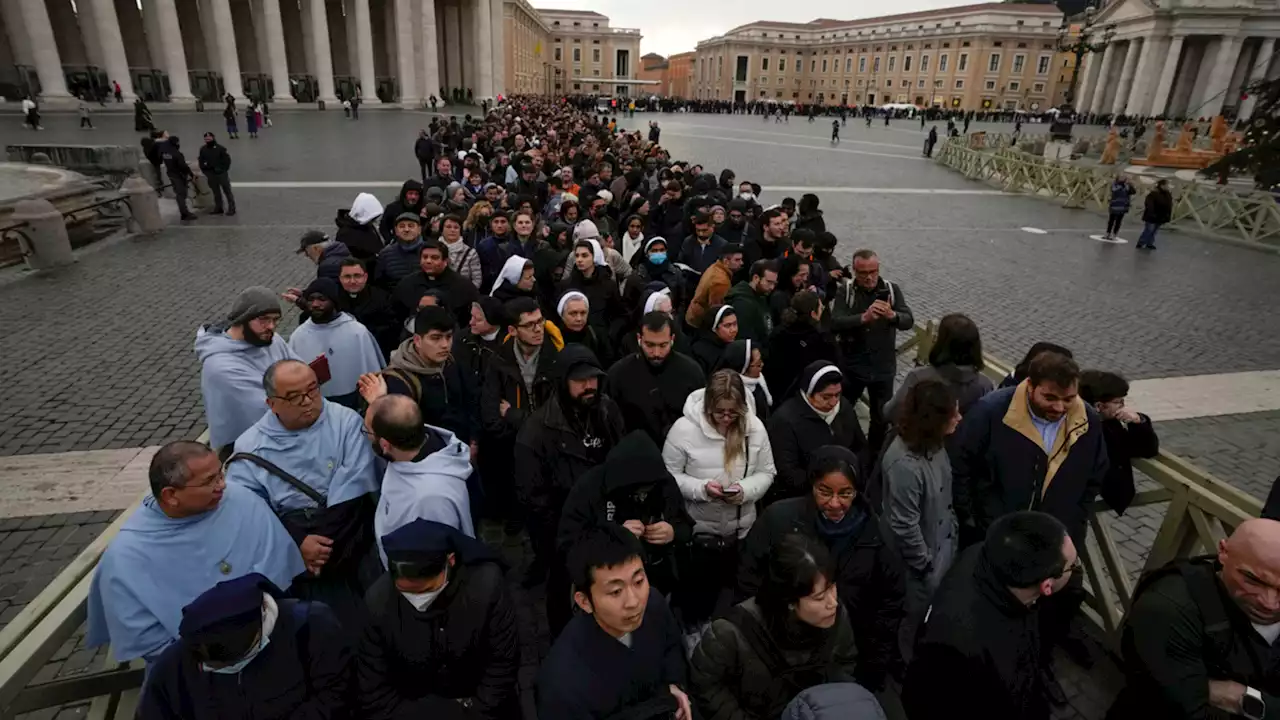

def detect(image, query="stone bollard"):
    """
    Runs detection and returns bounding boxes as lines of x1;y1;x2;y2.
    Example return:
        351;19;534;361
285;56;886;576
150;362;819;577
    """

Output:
29;152;51;165
121;174;164;234
137;159;161;191
188;164;214;211
10;198;73;271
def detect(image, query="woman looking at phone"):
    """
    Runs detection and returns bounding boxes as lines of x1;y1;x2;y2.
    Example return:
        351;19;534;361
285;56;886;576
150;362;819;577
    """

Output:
662;370;777;639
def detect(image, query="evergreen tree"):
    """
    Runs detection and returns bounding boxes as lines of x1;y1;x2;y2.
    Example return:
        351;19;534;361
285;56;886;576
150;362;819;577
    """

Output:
1205;77;1280;191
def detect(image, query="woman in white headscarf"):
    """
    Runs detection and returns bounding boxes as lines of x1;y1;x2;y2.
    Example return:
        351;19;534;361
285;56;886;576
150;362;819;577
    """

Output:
334;192;385;268
764;362;867;504
489;255;536;304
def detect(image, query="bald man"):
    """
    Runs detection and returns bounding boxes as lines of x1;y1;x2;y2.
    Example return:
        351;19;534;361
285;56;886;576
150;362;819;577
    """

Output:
366;394;477;565
1110;518;1280;720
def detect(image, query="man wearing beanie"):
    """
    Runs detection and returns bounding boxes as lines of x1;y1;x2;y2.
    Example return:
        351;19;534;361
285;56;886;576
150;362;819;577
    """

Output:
288;278;385;410
195;286;299;458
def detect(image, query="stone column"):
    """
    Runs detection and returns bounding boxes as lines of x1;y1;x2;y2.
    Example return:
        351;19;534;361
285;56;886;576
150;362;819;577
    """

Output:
1074;51;1100;110
474;0;493;99
1124;35;1158;115
489;0;504;96
419;0;441;104
1149;34;1184;117
148;0;194;102
79;0;105;68
1185;38;1219;116
17;0;71;100
444;4;462;92
1239;37;1276;118
116;0;151;69
393;0;418;106
1111;39;1142;115
208;0;244;98
305;0;338;102
1088;42;1117;114
353;0;381;101
1197;35;1242;117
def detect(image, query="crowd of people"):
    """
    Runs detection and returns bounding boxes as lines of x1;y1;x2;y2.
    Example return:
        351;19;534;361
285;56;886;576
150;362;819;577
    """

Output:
79;94;1280;720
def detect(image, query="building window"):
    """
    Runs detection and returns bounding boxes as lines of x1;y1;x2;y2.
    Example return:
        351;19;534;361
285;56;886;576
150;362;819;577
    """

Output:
593;48;601;63
1012;54;1025;74
873;57;880;73
822;59;828;72
554;47;562;61
795;59;801;72
573;82;580;90
918;79;925;88
555;82;562;89
859;57;866;73
778;77;784;85
573;48;581;62
846;57;852;72
762;57;769;71
593;70;601;77
955;79;964;89
1037;55;1051;74
938;54;948;72
592;84;599;91
920;55;929;72
901;79;909;88
934;79;943;89
1033;82;1045;93
988;54;1000;73
1008;80;1019;91
857;78;864;87
904;56;912;72
810;60;816;72
984;80;996;90
958;53;967;71
888;56;896;72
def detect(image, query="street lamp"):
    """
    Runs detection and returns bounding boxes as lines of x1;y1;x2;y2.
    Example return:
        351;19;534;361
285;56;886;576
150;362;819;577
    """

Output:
1056;4;1116;110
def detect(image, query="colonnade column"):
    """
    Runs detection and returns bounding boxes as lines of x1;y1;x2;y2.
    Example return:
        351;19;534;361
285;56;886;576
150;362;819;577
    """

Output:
1197;35;1242;117
475;0;494;99
149;0;194;102
489;0;504;97
87;0;135;99
1074;51;1099;110
1124;35;1157;115
1111;40;1142;115
393;0;419;106
304;0;337;103
1088;42;1117;114
208;0;244;99
419;0;441;104
258;0;294;101
353;0;381;102
1149;34;1185;117
17;0;71;100
1239;38;1276;118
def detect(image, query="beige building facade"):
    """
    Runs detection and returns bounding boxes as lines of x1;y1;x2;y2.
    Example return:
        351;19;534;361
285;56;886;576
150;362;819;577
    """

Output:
538;8;644;96
692;2;1073;110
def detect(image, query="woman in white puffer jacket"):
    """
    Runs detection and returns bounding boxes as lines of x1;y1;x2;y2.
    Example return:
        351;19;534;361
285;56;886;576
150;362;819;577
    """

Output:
662;369;776;630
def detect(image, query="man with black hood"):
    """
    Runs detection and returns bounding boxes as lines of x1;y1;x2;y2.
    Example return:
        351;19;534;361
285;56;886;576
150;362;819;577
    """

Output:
413;130;435;183
159;134;196;221
557;430;694;597
358;519;518;720
795;193;826;234
139;573;352;719
717;169;737;203
606;312;705;446
379;179;425;241
515;345;626;633
393;238;482;328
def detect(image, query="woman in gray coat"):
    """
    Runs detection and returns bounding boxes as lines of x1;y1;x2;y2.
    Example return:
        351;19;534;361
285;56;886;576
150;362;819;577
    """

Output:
881;376;962;662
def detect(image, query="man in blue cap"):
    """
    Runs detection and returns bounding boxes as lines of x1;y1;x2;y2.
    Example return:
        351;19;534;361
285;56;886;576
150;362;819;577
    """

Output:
357;519;519;719
139;572;352;718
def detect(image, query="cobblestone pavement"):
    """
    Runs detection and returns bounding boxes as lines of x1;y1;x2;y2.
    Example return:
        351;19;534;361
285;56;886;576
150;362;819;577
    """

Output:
1;112;1275;719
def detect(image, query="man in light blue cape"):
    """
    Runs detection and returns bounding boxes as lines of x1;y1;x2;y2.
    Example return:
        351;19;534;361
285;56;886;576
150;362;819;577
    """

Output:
86;441;304;664
287;278;385;411
225;359;379;633
196;286;299;456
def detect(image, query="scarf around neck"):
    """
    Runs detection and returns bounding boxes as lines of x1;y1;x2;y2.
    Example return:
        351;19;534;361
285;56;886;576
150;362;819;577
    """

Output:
802;392;840;425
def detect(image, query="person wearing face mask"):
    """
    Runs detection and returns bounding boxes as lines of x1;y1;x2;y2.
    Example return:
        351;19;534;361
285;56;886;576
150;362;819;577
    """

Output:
690;305;739;375
366;395;475;562
739;446;904;692
196;287;300;459
287;278;386;410
608;312;706;446
516;346;626;633
623;236;685;311
139;573;351;719
555;290;613;368
693;534;858;720
765;363;867;506
224;360;381;640
359;519;518;720
714;339;772;423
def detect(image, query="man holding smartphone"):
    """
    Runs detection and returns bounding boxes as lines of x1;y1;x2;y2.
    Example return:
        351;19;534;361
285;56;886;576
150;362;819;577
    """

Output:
828;249;914;455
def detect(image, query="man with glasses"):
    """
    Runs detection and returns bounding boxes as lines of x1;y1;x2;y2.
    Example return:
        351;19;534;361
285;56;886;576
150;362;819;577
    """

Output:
903;511;1078;720
225;359;380;639
196;286;300;461
87;441;305;664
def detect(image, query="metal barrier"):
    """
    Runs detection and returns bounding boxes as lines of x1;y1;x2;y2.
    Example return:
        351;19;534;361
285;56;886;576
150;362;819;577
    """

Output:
910;320;1262;646
934;140;1280;248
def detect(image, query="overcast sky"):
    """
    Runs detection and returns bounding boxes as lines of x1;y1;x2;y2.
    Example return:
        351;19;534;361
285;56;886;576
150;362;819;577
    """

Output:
533;0;1021;57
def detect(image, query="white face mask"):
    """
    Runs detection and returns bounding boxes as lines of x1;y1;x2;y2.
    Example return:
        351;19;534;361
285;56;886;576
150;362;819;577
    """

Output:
202;594;277;675
401;580;449;612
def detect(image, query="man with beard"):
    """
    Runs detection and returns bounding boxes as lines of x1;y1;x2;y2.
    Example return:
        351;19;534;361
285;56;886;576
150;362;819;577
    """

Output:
336;258;399;361
394;239;482;328
481;297;559;526
953;351;1107;702
686;243;743;329
719;198;750;244
678;210;727;275
366;395;476;556
606;312;705;445
515;346;625;635
741;207;791;282
724;260;778;345
225;360;380;639
196;287;299;459
288;278;385;410
379;179;425;242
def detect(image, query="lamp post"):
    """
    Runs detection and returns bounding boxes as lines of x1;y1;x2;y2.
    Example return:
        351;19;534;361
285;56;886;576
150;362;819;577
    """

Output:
1056;4;1116;110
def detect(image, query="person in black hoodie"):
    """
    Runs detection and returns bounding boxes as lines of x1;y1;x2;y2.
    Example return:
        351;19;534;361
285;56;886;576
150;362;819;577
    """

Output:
738;445;904;691
903;511;1074;720
537;524;692;719
337;258;400;361
515;345;626;633
607;312;706;446
393;238;482;328
1078;369;1158;515
358;519;518;720
379;179;425;242
558;431;695;597
648;180;687;241
794;193;826;235
766;363;867;506
741;207;791;282
413;130;435;184
624;237;685;313
765;291;838;406
333;192;386;275
690;305;738;375
559;239;627;340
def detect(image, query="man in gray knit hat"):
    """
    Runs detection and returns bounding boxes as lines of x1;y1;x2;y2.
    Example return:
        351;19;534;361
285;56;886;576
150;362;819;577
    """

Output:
195;286;299;459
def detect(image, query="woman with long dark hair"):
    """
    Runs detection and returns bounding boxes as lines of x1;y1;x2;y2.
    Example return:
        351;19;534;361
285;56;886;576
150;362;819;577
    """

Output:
691;533;857;719
884;313;993;423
